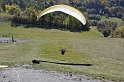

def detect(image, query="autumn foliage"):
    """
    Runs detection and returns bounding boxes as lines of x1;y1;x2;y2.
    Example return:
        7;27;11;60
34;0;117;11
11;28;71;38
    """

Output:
115;26;124;38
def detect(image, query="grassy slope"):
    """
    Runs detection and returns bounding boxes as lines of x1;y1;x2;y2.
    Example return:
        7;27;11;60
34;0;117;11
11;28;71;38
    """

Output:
99;16;123;26
0;22;124;81
0;13;13;18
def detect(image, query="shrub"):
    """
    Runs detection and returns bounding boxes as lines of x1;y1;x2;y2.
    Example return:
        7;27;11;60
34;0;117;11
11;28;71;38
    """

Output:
122;16;124;21
5;4;21;15
115;26;124;38
90;20;98;26
97;21;117;37
0;7;3;12
117;12;123;19
102;28;111;37
89;14;101;21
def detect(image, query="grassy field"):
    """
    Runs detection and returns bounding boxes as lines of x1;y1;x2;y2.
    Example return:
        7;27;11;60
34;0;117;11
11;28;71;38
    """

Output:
0;22;124;81
99;16;123;26
0;13;13;18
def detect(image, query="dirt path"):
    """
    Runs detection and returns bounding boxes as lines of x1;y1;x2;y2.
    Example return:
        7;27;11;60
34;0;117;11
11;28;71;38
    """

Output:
0;37;30;43
0;65;112;82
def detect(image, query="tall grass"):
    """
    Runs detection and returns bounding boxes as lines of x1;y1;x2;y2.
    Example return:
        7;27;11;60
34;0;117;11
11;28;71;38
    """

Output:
0;22;124;81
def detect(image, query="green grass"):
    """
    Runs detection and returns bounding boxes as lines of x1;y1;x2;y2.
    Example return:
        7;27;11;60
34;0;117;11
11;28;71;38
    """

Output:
0;22;124;81
0;13;13;18
99;16;123;26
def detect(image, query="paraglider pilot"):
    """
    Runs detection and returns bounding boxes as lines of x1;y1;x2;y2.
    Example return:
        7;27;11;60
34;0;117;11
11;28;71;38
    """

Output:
59;47;66;55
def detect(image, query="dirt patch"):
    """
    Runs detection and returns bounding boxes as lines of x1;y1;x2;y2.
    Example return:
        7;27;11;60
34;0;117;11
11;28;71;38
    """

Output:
0;65;113;82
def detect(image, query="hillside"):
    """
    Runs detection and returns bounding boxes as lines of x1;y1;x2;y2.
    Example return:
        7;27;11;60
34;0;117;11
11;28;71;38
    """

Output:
0;0;124;37
0;0;124;81
0;22;124;82
0;0;124;19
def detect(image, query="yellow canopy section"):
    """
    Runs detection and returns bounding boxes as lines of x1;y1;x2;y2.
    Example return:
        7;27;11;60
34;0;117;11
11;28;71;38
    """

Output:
37;5;86;25
0;65;8;68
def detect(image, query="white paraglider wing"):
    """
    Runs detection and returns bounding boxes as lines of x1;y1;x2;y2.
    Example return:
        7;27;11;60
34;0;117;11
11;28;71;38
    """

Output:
37;5;86;25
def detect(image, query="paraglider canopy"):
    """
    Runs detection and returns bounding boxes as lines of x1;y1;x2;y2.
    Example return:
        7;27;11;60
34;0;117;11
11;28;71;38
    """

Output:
37;5;86;25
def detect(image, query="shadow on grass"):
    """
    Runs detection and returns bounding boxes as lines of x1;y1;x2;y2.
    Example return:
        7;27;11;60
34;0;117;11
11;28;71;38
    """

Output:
40;60;92;66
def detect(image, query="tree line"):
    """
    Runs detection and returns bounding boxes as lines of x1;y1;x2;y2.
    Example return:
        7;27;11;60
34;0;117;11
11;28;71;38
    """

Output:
0;0;124;32
0;0;91;32
1;0;124;19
